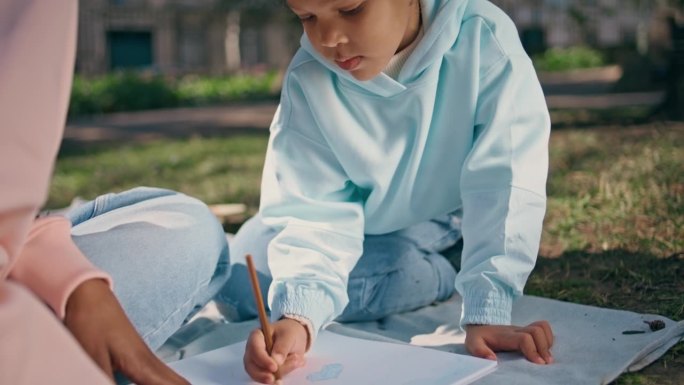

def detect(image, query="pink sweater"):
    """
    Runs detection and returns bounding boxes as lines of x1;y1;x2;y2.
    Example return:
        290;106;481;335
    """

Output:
0;1;112;383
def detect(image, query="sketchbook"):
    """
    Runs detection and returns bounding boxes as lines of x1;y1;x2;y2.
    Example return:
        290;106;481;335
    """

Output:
167;330;497;385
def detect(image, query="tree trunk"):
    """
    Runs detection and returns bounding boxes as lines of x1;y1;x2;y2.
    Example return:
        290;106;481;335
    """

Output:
661;16;684;119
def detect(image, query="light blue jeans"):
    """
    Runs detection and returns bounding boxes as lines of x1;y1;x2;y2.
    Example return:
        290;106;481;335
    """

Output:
218;211;461;323
64;187;230;351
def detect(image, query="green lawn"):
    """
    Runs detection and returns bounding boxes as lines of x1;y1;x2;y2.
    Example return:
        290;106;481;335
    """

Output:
50;135;268;211
50;121;683;384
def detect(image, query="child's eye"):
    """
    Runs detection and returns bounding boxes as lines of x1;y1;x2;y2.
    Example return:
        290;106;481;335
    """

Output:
340;3;365;16
298;14;314;23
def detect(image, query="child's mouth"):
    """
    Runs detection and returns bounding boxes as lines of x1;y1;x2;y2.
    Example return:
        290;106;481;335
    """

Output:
335;56;362;71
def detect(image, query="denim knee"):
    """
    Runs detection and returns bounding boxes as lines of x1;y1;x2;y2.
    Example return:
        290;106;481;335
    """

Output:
425;253;457;302
69;188;230;350
178;194;231;291
339;252;456;322
65;186;179;226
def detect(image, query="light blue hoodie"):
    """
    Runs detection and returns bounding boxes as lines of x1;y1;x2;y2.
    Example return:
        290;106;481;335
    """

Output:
261;0;550;337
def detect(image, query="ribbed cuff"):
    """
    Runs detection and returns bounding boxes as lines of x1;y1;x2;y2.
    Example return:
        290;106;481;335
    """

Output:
270;282;337;343
283;313;314;351
460;289;513;327
9;217;113;319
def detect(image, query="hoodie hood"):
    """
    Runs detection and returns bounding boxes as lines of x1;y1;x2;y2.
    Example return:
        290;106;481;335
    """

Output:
299;0;470;96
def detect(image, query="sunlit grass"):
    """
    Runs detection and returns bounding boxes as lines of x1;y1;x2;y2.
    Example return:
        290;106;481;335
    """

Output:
543;124;683;258
50;135;268;210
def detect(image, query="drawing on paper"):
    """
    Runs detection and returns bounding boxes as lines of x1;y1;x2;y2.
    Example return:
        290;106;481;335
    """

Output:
167;331;496;385
306;363;344;382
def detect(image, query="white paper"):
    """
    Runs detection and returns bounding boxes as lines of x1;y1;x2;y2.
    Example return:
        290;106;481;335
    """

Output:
167;331;497;385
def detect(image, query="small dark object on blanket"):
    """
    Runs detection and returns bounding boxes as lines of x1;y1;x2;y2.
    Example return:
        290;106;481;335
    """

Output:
644;319;666;331
622;330;646;335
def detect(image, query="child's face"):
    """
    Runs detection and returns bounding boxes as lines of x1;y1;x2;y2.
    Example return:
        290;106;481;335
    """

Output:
288;0;421;81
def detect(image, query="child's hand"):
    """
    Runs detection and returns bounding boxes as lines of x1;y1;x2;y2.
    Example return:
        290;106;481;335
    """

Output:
464;321;554;365
244;318;309;384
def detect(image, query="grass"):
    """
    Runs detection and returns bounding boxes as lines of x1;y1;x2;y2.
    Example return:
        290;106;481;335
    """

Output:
542;123;682;258
534;121;684;384
50;135;268;210
50;120;683;384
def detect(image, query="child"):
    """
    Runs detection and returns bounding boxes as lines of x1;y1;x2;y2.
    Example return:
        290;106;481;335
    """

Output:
222;0;554;382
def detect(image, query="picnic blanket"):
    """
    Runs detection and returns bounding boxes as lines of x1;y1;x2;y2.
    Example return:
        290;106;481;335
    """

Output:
157;294;684;385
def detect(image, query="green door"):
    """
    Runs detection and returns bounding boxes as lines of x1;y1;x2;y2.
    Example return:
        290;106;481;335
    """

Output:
108;31;153;70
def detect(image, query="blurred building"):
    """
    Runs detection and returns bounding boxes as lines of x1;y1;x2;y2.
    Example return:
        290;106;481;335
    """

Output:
76;0;670;75
492;0;659;55
76;0;299;75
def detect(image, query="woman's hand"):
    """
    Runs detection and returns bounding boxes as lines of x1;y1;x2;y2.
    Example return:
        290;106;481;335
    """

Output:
465;320;554;364
64;279;190;385
244;318;309;384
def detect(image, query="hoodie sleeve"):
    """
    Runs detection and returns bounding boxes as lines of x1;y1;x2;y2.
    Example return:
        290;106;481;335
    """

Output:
10;217;113;319
0;0;112;319
455;50;550;326
260;72;365;340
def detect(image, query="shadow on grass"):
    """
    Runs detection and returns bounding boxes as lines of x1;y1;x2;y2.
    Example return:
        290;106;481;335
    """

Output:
529;249;683;320
549;107;662;129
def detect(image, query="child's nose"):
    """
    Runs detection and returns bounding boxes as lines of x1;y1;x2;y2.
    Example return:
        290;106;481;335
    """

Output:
318;22;348;47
